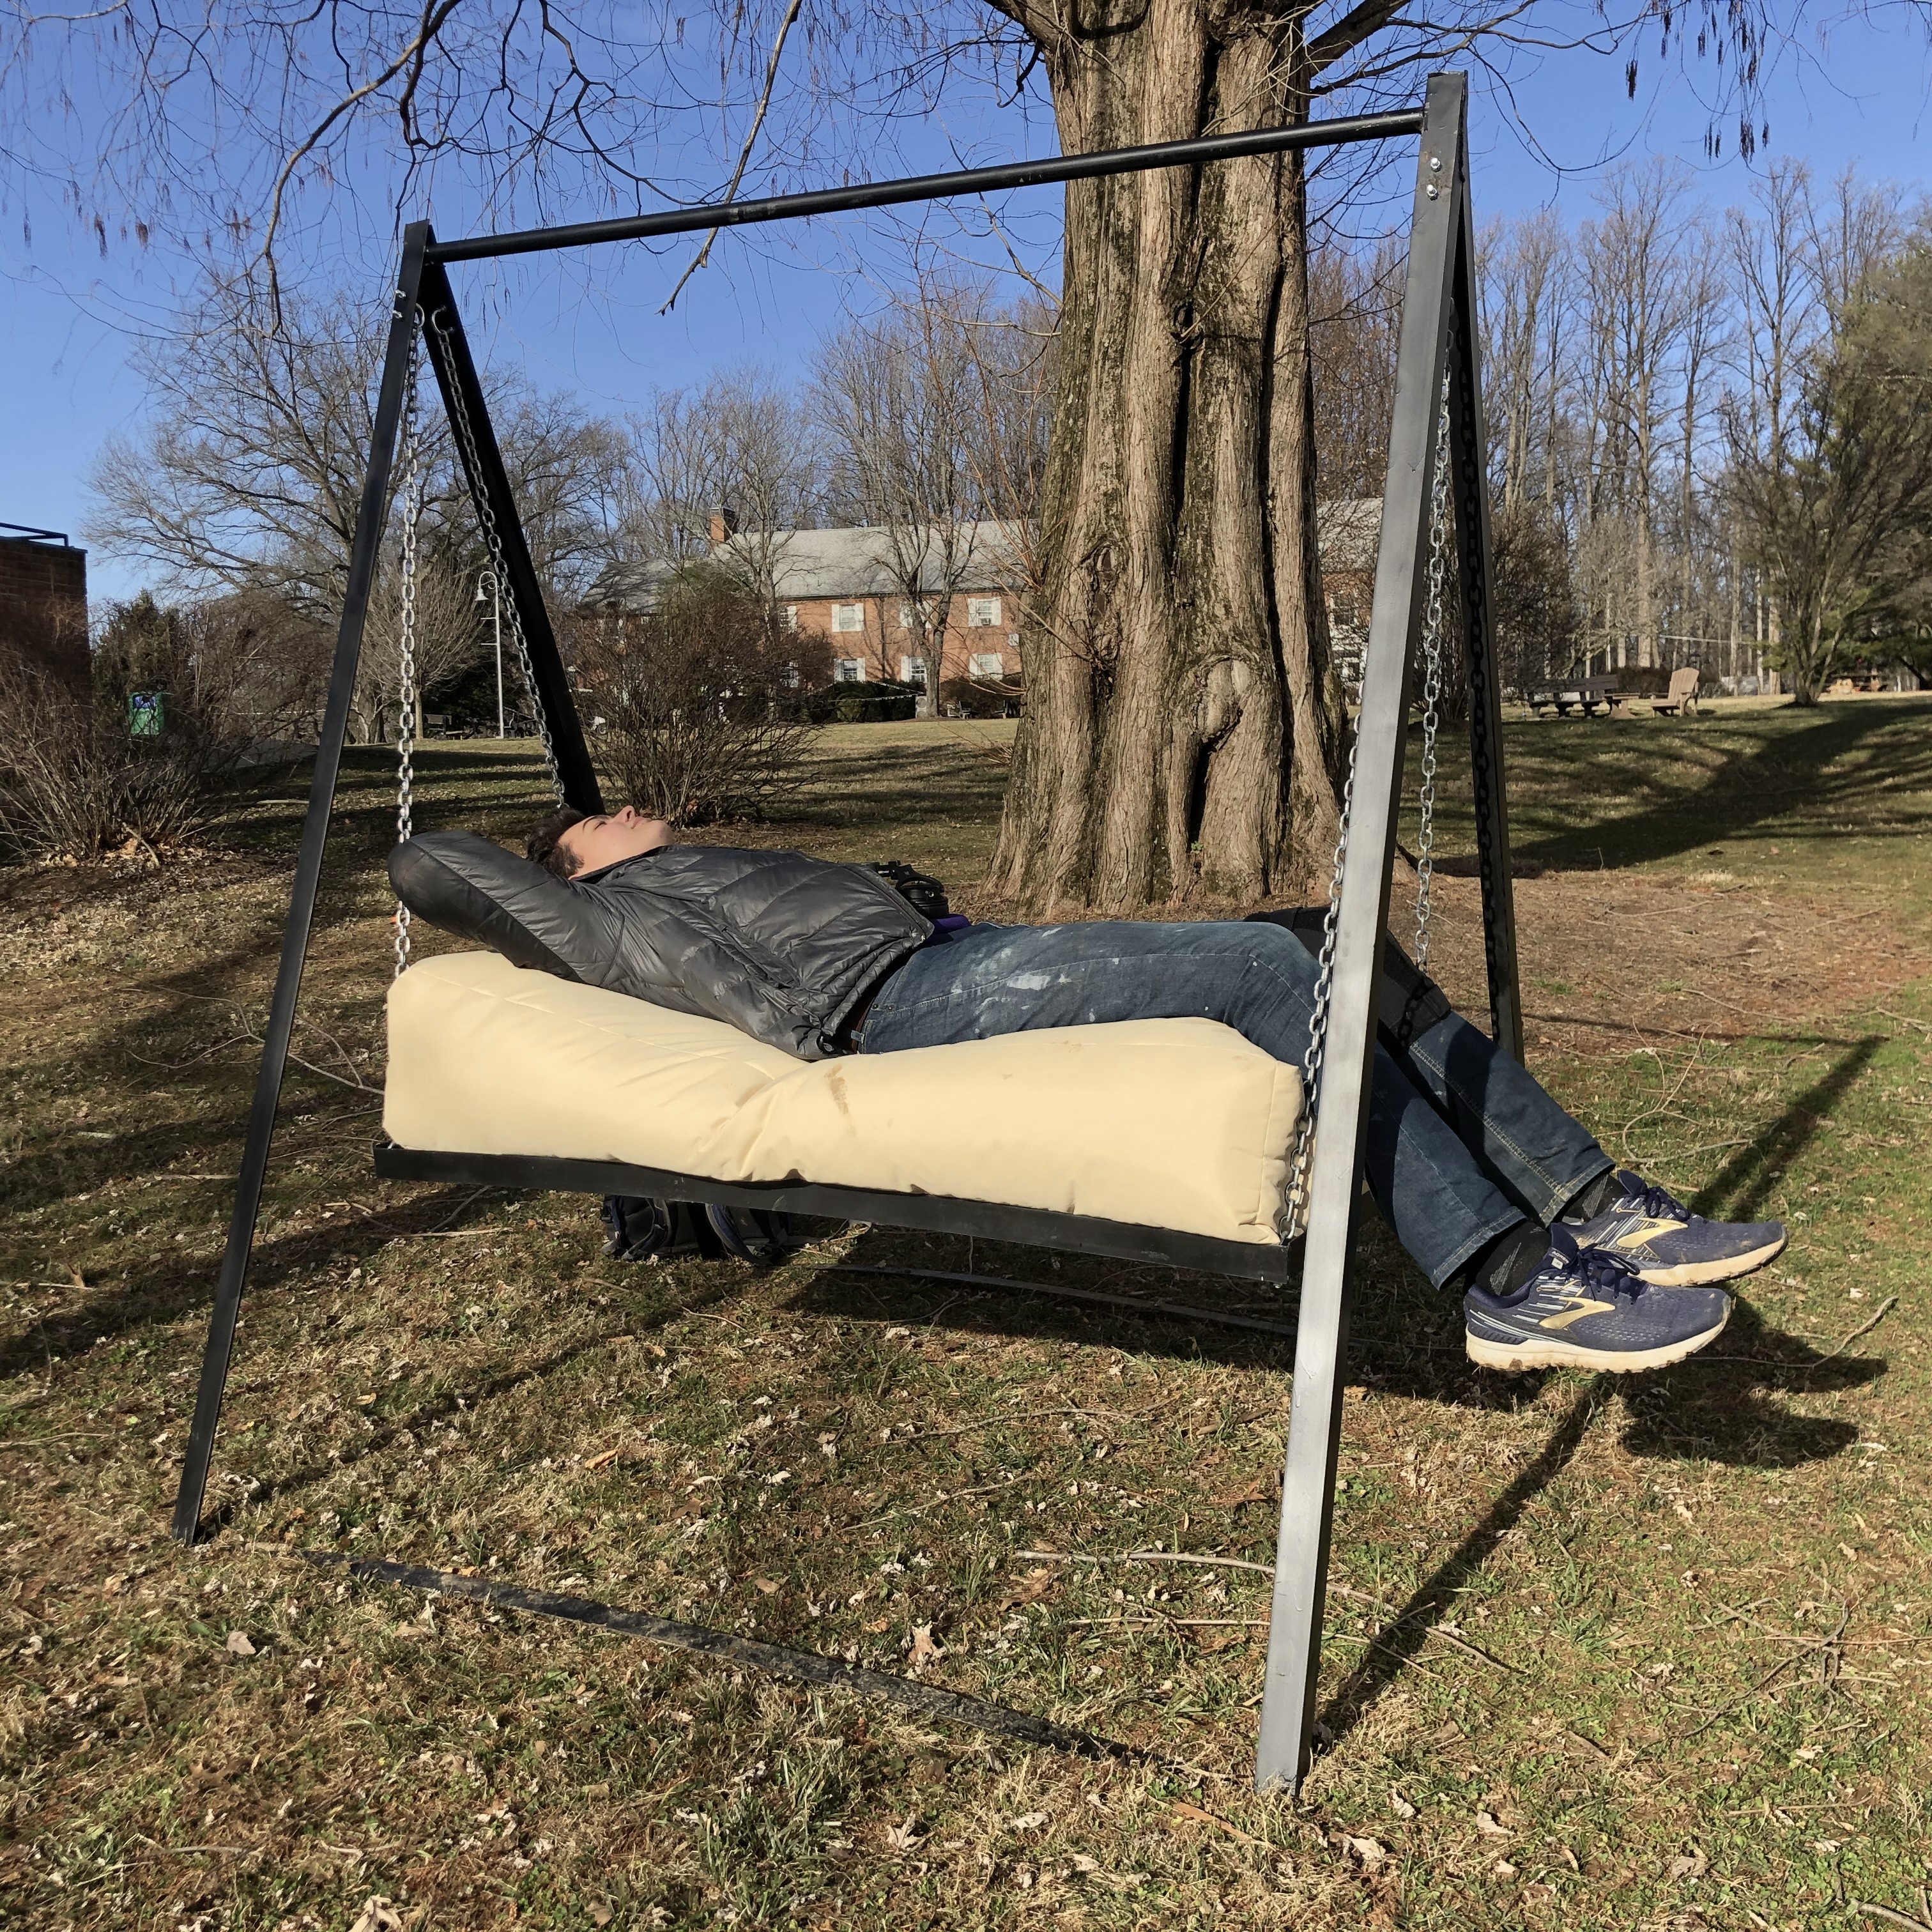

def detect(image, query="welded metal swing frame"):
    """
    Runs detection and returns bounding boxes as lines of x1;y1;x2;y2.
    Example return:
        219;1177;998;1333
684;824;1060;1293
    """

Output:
172;70;1519;1792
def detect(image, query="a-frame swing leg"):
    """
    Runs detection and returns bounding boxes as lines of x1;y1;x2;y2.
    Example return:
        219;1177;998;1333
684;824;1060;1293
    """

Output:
1445;180;1524;1061
415;260;603;815
171;224;434;1542
171;237;609;1542
1253;72;1503;1790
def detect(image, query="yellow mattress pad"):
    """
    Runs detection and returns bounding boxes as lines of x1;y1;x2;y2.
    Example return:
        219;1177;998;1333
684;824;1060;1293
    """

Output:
384;951;1301;1245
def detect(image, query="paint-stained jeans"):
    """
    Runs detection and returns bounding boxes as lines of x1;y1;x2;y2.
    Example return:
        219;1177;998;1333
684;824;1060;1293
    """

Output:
858;919;1611;1288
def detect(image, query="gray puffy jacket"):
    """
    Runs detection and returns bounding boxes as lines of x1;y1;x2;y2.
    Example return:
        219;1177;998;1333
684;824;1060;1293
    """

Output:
389;831;931;1060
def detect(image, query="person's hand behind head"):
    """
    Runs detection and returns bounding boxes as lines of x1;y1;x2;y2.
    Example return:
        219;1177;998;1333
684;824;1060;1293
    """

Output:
528;806;673;880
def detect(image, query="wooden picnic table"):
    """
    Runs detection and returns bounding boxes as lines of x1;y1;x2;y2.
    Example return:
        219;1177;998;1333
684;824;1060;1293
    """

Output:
1526;677;1625;718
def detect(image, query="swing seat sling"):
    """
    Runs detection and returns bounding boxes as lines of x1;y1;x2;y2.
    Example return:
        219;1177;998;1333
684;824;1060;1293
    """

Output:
171;72;1524;1791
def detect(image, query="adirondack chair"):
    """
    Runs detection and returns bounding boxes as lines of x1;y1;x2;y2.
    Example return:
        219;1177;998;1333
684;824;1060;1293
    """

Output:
1652;668;1701;716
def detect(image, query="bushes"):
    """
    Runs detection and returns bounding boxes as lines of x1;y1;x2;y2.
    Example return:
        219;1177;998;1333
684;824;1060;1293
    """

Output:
0;594;286;864
939;675;1023;718
573;572;831;822
796;680;920;724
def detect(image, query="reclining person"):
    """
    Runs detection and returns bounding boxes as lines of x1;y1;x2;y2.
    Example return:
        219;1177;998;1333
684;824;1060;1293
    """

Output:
393;805;1786;1376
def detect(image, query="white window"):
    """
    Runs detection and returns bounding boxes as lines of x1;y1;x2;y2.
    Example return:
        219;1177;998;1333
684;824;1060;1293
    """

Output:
898;655;928;688
897;603;916;631
834;658;866;684
779;662;801;689
831;602;865;634
966;596;1000;627
969;652;1005;678
781;604;799;632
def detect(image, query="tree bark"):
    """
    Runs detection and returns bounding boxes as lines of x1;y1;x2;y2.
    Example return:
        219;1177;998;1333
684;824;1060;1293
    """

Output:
983;0;1347;912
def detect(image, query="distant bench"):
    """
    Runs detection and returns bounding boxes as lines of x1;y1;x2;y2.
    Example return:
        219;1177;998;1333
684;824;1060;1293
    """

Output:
1526;677;1626;718
1526;667;1702;719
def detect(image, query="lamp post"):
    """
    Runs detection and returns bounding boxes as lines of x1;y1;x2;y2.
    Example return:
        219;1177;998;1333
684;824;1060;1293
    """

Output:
474;570;505;737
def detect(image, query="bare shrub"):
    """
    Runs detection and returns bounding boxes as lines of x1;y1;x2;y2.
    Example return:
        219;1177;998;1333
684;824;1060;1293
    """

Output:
0;594;270;864
573;571;831;825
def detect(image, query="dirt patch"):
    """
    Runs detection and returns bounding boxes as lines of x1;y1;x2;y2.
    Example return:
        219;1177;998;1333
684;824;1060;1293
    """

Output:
1407;870;1931;1057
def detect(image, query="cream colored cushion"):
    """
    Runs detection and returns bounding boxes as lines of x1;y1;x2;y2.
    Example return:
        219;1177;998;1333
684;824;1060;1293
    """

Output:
385;951;1300;1245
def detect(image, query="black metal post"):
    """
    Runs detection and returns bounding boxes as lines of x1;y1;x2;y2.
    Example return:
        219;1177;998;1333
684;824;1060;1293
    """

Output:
171;225;433;1543
1446;174;1524;1059
417;260;604;816
1253;71;1469;1790
426;110;1427;265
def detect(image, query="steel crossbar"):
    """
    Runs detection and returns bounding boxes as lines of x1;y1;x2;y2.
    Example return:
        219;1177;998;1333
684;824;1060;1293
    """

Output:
171;72;1515;1793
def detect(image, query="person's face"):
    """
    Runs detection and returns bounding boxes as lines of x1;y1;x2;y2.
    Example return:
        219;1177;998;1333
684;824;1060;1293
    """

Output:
559;806;674;877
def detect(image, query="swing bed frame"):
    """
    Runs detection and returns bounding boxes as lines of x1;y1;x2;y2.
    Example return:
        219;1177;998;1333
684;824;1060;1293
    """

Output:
172;70;1522;1792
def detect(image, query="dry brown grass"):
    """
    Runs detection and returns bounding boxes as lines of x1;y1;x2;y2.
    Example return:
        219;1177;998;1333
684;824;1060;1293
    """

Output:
4;707;1931;1929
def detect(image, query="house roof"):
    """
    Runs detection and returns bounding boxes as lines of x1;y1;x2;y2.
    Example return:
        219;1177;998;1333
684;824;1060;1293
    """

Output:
583;522;1027;613
581;503;1381;613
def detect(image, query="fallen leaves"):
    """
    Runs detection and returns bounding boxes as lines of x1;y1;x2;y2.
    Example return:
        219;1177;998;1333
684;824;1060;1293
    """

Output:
349;1900;402;1932
1475;1811;1512;1837
1668;1846;1710;1880
997;1567;1057;1612
884;1813;924;1851
907;1623;944;1675
224;1630;257;1657
1172;1799;1271;1850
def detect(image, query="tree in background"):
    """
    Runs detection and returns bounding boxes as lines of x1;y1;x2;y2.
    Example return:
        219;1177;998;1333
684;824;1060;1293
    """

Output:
622;371;822;608
1489;499;1581;693
1308;236;1404;503
813;282;992;721
1729;231;1932;702
10;0;1795;909
86;273;633;740
573;569;831;822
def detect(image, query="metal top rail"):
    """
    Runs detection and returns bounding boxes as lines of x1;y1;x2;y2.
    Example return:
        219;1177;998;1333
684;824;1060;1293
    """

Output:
425;107;1427;264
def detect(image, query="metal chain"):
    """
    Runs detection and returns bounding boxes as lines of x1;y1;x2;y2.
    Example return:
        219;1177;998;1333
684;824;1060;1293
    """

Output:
428;307;566;805
393;322;424;979
1413;372;1455;970
1281;369;1457;1241
1282;742;1359;1243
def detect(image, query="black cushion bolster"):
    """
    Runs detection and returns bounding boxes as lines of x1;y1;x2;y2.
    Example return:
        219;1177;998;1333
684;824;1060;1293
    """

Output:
388;834;585;983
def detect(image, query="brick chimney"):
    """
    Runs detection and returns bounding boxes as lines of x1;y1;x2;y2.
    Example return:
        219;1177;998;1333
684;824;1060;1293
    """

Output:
708;508;739;546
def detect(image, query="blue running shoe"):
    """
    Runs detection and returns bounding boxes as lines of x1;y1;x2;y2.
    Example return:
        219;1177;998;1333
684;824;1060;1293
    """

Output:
1464;1226;1730;1372
1564;1169;1786;1285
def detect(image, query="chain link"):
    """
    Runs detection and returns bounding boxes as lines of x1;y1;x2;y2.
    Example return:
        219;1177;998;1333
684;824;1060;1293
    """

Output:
1413;372;1454;970
1280;366;1458;1241
429;307;567;806
393;323;424;979
1281;742;1359;1243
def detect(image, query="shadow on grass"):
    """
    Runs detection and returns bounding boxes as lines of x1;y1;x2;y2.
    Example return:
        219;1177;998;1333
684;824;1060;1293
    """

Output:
0;1179;482;1379
1691;1033;1885;1223
192;1267;749;1544
1498;700;1932;873
782;1229;1876;1472
1314;1377;1607;1753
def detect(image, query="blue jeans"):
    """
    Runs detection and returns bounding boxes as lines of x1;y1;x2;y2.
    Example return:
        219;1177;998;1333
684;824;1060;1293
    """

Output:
859;921;1611;1288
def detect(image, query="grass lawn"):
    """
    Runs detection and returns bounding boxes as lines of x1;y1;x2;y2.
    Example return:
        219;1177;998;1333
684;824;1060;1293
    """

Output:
3;697;1930;1929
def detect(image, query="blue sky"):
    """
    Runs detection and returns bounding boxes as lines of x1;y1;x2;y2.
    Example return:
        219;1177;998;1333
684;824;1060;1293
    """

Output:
4;10;1928;602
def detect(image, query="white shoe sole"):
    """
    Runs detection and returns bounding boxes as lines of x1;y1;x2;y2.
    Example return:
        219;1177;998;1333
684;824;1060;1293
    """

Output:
1634;1234;1786;1285
1466;1302;1729;1374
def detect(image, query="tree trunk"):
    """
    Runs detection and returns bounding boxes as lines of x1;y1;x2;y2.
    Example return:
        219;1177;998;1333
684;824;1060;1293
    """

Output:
984;0;1347;912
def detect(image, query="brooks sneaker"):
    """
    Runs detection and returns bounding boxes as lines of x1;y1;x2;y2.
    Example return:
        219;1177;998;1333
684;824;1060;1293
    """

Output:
1564;1169;1786;1285
1464;1225;1730;1373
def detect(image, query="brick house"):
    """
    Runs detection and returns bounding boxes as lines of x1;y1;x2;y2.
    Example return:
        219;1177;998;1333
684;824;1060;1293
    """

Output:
584;521;1028;691
0;523;89;691
582;503;1377;694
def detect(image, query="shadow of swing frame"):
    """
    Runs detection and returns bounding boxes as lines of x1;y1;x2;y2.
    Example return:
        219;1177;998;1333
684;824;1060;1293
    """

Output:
171;69;1522;1793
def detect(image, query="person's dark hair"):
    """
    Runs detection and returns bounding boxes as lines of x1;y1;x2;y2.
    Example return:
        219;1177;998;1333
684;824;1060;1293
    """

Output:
526;809;587;881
